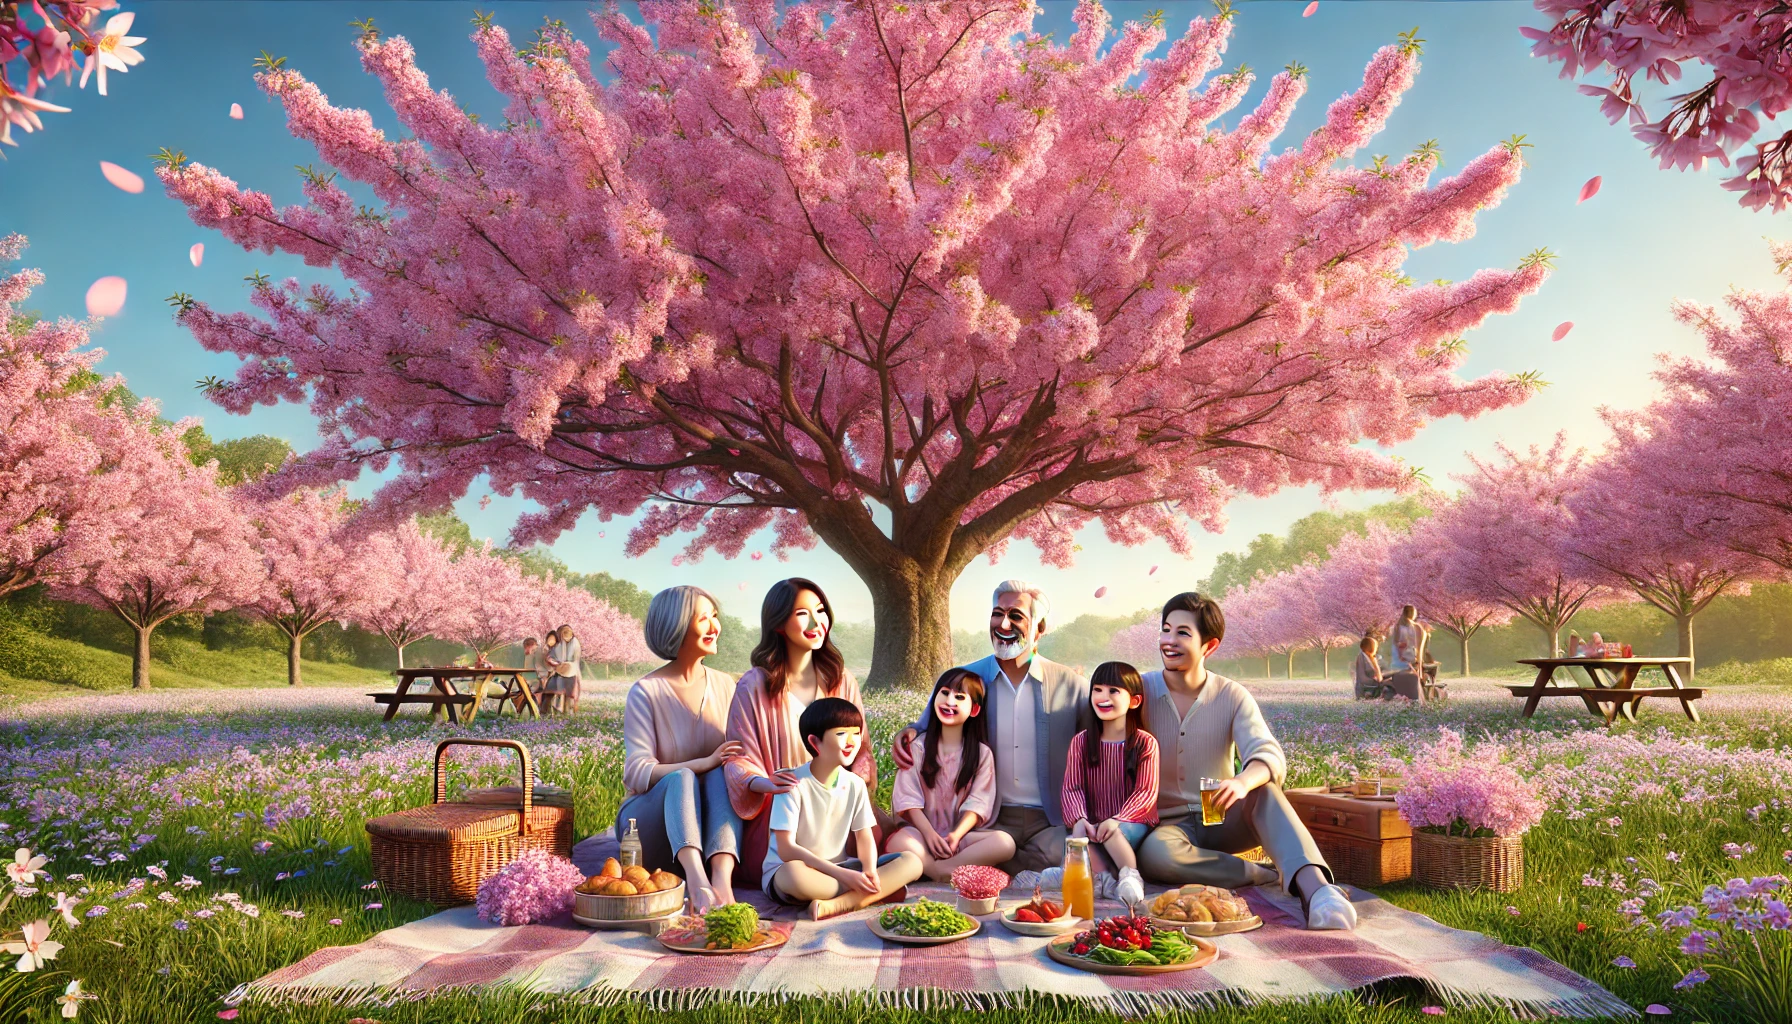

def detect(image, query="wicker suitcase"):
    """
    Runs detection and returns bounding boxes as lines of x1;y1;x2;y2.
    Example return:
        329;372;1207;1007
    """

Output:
1287;786;1412;886
365;739;575;905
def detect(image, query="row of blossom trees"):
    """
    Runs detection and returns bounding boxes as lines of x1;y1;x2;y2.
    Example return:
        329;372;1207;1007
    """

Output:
1;235;646;688
1115;246;1792;681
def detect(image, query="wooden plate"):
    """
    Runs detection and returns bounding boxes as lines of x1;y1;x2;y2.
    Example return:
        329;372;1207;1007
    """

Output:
869;913;980;946
1045;933;1218;975
657;922;791;955
1155;914;1263;936
1000;907;1084;937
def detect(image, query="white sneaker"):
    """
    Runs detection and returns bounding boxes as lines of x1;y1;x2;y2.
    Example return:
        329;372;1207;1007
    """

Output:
1305;883;1357;931
1116;868;1145;907
1011;870;1043;891
1039;867;1064;888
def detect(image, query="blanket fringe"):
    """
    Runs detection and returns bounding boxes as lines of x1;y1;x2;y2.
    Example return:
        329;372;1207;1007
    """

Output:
240;975;1639;1020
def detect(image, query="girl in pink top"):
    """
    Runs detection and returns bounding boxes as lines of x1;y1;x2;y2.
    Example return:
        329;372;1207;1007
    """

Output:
886;668;1014;881
1062;661;1159;904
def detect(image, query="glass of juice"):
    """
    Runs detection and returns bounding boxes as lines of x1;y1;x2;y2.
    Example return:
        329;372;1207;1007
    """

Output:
1200;777;1226;826
1062;837;1095;921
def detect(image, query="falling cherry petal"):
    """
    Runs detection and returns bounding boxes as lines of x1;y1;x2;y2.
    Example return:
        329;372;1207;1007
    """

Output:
189;243;204;267
1577;176;1601;203
229;103;244;120
1094;586;1108;598
727;448;740;456
1302;1;1317;15
1644;1006;1671;1016
750;551;763;561
738;582;748;590
1552;321;1573;342
85;277;128;317
100;161;144;193
1148;565;1159;575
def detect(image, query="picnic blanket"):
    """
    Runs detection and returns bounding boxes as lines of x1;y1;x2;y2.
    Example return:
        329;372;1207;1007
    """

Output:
246;878;1634;1018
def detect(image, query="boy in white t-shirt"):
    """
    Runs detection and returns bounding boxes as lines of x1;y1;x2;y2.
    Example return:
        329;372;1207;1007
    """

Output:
766;697;923;920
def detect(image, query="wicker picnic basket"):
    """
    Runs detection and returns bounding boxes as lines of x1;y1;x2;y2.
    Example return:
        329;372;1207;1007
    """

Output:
365;738;575;905
1413;830;1524;893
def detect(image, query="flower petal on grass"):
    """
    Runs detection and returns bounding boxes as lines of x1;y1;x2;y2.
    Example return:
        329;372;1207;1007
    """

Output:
1644;1005;1671;1016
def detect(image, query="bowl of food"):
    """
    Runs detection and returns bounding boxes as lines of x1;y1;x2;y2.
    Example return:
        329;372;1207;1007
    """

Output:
572;857;685;924
1148;884;1261;935
1001;887;1081;936
950;865;1010;916
868;898;980;945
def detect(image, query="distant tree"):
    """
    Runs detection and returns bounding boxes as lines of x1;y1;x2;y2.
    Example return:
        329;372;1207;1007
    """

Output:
242;488;361;685
446;546;549;662
1200;497;1433;598
1313;524;1399;646
1436;436;1609;657
348;519;466;668
186;430;294;484
52;422;264;688
1384;515;1511;675
1040;608;1156;670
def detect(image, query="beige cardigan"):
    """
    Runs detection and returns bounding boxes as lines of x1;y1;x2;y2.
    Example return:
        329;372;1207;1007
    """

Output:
620;666;736;797
1140;669;1288;818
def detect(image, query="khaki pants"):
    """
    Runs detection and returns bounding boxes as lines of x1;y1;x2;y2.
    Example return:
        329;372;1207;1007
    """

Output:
989;805;1069;874
1138;784;1332;897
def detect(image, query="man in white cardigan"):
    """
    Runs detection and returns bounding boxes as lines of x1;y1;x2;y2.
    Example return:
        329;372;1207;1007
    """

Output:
892;580;1094;873
1138;592;1357;931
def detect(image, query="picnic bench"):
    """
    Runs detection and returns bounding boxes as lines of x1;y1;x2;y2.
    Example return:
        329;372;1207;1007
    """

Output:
371;667;542;724
1507;656;1703;725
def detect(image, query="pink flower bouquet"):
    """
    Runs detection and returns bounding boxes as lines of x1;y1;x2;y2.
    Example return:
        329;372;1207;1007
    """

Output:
1395;729;1546;838
474;850;583;926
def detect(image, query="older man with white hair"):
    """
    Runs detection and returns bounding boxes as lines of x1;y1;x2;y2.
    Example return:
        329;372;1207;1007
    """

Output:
893;580;1094;875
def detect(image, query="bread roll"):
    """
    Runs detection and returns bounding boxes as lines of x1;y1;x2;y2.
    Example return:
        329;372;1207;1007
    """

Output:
622;865;651;884
651;870;681;891
609;880;639;896
600;858;622;879
1179;897;1214;923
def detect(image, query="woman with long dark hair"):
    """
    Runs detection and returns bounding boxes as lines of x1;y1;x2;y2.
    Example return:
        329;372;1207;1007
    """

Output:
723;578;879;884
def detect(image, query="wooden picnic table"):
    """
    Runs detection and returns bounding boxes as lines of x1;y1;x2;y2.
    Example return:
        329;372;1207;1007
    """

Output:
370;667;542;724
1507;657;1703;725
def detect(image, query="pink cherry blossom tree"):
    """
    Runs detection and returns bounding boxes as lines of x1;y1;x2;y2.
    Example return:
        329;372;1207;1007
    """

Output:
347;518;467;668
1525;0;1792;212
162;3;1551;688
1435;435;1609;657
1212;578;1276;679
1109;619;1162;668
446;545;548;663
1278;561;1352;680
527;576;651;673
242;487;364;686
1384;515;1511;675
1312;524;1399;656
50;418;264;689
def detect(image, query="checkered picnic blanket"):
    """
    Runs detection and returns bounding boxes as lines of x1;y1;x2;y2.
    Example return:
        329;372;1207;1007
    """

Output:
245;880;1634;1018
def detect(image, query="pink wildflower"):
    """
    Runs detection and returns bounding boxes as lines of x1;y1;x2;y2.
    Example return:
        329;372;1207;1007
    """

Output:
473;850;582;926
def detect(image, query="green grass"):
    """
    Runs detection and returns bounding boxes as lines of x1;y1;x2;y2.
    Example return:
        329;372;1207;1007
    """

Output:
1;689;1785;1023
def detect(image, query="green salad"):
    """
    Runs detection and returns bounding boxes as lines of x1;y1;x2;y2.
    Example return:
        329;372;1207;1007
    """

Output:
1083;929;1195;967
877;898;973;937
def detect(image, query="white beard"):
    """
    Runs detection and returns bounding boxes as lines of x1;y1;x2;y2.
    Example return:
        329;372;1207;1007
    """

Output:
992;638;1029;662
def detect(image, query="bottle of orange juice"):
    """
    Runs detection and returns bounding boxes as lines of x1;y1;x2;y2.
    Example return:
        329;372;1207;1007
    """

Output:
1062;837;1095;921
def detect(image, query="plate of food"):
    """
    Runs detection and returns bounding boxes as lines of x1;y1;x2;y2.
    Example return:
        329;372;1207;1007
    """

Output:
656;903;789;955
1000;886;1082;936
868;898;980;945
1148;885;1262;936
1046;914;1218;975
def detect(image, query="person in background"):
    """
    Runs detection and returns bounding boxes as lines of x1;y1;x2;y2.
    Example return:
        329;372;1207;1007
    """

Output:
618;586;744;911
764;697;922;920
886;667;1013;881
1353;636;1386;700
1390;605;1426;673
724;578;880;888
890;580;1094;879
547;623;582;713
1137;592;1358;931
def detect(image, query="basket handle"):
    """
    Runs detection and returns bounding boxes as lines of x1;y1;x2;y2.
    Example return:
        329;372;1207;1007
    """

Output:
432;738;534;834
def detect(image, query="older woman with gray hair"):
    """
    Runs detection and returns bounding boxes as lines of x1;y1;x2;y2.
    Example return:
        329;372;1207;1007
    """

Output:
617;585;745;910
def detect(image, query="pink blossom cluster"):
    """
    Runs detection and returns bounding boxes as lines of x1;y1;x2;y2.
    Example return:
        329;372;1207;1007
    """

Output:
949;864;1009;900
1;2;143;146
1394;728;1546;838
473;849;583;926
1525;0;1792;211
161;2;1549;688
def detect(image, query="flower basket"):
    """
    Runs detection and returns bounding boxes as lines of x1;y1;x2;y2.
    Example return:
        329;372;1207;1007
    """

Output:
1412;830;1523;892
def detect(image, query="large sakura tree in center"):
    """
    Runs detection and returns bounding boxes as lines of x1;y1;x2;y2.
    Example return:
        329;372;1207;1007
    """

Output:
164;1;1551;687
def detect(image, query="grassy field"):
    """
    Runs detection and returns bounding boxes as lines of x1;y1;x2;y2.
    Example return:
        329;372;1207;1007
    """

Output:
0;678;1786;1023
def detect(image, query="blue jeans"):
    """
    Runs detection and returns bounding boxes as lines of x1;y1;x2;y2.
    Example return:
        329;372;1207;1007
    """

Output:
615;767;742;870
1112;820;1151;849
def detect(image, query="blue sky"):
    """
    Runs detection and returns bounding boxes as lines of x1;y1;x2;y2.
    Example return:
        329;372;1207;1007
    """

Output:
2;1;1782;629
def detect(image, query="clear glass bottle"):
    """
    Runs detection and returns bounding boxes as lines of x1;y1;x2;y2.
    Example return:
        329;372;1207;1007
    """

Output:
1062;837;1095;921
619;817;643;870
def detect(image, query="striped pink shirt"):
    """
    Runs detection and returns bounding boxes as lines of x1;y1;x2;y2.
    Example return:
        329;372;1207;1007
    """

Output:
1061;730;1160;827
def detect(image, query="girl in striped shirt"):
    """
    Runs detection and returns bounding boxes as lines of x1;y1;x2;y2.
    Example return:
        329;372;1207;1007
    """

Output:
1061;661;1159;906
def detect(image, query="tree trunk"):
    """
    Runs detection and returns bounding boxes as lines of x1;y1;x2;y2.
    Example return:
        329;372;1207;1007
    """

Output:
1286;650;1295;679
1676;612;1694;679
1459;633;1471;677
394;642;407;669
866;569;957;690
1321;646;1331;680
288;632;303;687
1262;655;1271;678
132;624;153;690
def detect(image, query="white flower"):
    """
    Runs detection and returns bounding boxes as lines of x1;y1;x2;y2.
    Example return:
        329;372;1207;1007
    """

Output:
55;979;95;1019
78;12;148;97
6;848;47;886
2;919;64;972
51;893;80;929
